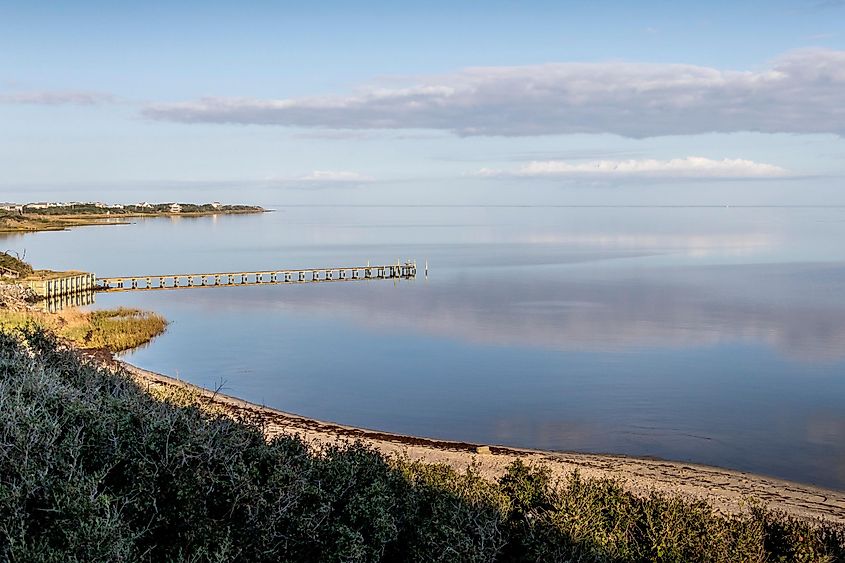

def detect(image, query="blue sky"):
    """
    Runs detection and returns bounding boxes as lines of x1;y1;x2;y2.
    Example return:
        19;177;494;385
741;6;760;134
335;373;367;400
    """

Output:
1;0;844;205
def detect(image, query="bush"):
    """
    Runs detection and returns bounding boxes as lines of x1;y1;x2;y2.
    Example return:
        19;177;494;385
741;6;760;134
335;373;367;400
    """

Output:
0;327;843;562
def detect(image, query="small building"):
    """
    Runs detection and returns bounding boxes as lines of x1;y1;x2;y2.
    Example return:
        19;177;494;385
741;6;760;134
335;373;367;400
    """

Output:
0;203;21;212
211;201;222;209
169;203;183;213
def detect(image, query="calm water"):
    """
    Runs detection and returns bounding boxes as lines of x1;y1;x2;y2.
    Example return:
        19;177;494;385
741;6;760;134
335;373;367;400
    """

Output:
5;206;845;489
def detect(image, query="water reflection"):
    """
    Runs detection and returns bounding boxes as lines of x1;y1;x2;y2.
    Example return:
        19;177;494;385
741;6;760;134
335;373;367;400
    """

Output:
175;262;845;362
39;290;96;313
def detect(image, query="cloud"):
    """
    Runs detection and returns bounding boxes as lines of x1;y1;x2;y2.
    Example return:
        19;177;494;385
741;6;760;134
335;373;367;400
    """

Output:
436;149;647;163
0;173;377;197
293;130;445;141
811;0;845;10
258;170;376;189
477;157;790;179
0;90;115;105
143;49;845;138
299;170;374;183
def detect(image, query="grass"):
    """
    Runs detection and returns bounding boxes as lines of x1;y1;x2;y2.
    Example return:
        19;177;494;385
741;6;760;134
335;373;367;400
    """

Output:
0;326;842;562
0;306;167;352
0;212;101;233
62;307;169;351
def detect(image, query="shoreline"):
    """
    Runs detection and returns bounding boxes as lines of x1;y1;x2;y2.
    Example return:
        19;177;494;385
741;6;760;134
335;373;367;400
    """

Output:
115;357;845;524
0;208;266;234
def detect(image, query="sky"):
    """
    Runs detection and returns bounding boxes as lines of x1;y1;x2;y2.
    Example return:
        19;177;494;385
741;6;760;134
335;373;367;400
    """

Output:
1;0;844;206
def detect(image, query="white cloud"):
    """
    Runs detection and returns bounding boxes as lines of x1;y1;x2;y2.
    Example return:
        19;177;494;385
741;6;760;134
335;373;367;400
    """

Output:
143;48;845;138
259;170;375;189
0;90;115;105
477;157;790;179
299;170;374;183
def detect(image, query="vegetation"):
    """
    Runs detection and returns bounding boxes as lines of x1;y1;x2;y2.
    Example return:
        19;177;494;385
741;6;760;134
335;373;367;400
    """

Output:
0;211;114;233
0;203;263;233
0;251;33;277
23;202;263;216
0;307;167;352
60;307;169;351
0;327;842;562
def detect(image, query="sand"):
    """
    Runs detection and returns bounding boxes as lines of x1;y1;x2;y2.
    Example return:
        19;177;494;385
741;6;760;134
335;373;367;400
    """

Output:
119;360;845;524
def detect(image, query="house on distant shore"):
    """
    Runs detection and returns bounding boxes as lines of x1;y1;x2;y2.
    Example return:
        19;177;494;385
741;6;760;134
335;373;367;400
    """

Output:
135;202;153;209
169;203;183;213
0;203;23;214
211;201;222;209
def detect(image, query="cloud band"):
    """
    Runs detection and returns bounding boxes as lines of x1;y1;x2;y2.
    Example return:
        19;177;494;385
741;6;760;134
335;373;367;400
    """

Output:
143;49;845;138
477;157;790;179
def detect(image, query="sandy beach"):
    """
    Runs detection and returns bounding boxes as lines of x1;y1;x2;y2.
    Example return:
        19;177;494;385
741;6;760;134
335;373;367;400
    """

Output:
118;359;845;525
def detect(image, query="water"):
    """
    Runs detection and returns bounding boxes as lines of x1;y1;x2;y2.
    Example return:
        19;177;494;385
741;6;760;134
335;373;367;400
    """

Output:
5;206;845;489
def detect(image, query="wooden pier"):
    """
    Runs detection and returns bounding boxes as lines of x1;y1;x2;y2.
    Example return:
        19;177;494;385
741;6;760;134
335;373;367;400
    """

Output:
1;266;21;279
27;272;98;298
97;261;418;292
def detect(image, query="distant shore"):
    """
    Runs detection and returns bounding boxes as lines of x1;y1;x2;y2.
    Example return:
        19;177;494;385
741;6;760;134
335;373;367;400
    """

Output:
115;357;845;524
0;205;265;233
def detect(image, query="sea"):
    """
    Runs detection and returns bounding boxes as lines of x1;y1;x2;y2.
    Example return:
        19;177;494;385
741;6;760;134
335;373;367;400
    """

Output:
5;205;845;489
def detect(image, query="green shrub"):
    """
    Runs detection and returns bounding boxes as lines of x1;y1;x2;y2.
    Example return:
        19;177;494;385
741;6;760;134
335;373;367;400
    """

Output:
396;461;507;561
0;327;843;562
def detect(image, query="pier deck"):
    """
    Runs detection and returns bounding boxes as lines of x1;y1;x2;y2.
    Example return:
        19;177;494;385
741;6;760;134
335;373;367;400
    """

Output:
27;272;98;298
97;261;418;292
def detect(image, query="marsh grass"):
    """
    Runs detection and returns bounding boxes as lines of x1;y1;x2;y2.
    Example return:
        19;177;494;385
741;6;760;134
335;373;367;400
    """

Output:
0;306;167;352
62;307;168;351
0;326;843;562
0;213;87;233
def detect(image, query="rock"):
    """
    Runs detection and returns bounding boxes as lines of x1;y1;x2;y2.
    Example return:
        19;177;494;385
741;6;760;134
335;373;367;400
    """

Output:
0;281;38;311
475;446;491;455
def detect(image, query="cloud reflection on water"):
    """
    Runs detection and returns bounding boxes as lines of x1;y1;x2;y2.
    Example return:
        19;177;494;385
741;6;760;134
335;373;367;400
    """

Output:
179;261;845;363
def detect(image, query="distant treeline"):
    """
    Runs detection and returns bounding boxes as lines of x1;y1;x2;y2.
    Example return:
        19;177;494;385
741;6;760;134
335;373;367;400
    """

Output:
22;203;263;215
0;327;843;562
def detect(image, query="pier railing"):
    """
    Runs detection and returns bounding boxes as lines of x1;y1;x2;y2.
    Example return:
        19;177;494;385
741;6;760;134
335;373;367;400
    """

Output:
1;266;20;279
97;261;418;292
